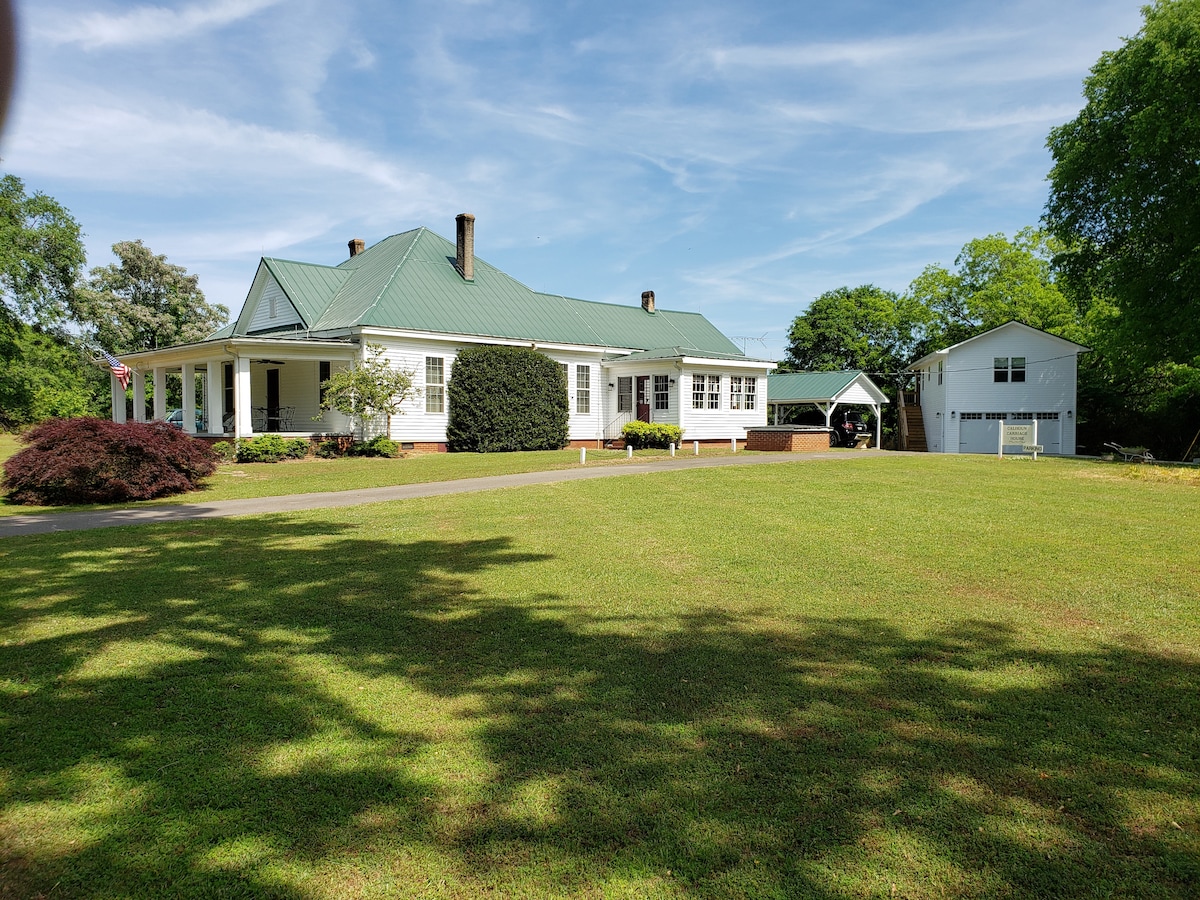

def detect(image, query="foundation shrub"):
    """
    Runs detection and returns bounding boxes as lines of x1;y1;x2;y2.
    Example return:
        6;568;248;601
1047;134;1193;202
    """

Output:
236;434;287;463
2;417;218;505
346;436;400;458
621;421;683;449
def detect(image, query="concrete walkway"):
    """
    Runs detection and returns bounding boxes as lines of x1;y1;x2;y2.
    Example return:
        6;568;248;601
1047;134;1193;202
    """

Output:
0;450;893;538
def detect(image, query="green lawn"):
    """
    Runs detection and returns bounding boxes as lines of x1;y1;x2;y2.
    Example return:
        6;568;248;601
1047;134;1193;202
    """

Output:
1;455;1198;898
0;436;751;515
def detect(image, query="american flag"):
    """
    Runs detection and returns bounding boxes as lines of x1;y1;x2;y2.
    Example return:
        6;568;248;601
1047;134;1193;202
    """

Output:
101;350;132;390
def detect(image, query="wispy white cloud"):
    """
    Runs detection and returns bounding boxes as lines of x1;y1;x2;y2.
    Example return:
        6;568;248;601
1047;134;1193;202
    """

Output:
38;0;285;49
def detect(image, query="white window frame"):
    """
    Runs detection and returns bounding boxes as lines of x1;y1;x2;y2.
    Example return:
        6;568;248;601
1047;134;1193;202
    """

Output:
425;357;445;413
653;374;669;411
576;365;591;414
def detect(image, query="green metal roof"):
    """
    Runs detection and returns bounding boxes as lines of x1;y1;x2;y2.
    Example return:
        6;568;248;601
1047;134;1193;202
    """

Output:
767;371;863;403
233;228;742;355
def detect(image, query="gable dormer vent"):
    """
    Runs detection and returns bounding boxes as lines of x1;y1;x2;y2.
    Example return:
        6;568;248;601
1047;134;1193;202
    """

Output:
455;213;475;282
641;290;656;313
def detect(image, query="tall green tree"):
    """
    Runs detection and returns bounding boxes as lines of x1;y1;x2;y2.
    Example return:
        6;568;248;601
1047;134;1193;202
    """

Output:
0;173;86;331
1045;0;1200;367
0;322;108;428
76;240;228;353
783;285;928;380
905;228;1079;348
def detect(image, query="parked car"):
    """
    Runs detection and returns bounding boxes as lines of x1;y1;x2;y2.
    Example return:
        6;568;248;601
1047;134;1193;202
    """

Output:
829;410;872;446
166;408;205;431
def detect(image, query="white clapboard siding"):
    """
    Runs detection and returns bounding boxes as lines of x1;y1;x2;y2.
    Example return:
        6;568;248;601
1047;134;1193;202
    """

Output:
247;276;305;333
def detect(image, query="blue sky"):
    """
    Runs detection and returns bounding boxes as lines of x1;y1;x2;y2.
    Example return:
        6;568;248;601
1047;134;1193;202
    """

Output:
3;0;1145;359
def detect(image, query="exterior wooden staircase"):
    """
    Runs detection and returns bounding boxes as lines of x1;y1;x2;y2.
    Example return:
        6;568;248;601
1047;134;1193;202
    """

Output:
898;391;928;452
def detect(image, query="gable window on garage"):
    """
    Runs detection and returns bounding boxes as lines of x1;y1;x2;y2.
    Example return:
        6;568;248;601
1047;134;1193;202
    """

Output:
994;358;1009;382
653;375;669;410
576;365;591;414
1011;357;1026;382
425;357;445;413
617;376;632;412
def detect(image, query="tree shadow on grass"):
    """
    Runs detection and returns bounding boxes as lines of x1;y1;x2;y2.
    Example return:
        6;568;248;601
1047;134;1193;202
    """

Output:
1;520;1198;898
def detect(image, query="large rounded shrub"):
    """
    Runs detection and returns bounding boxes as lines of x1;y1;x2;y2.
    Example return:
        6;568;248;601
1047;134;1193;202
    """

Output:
446;346;569;452
2;417;219;505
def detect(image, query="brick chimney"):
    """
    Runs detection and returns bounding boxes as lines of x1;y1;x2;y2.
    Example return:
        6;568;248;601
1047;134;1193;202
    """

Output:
641;290;655;313
455;213;475;281
348;238;365;257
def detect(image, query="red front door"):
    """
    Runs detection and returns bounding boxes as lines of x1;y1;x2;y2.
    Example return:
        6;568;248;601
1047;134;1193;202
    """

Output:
636;376;651;423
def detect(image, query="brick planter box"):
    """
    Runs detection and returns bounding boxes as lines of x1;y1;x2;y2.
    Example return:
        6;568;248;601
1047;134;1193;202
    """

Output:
745;426;831;452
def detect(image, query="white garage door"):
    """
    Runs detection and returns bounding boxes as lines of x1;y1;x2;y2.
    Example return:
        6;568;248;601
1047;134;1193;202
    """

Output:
959;414;998;454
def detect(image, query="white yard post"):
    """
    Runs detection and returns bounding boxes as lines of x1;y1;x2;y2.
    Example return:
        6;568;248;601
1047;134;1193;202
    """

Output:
626;445;633;459
669;442;675;457
580;447;586;464
731;437;737;453
693;440;699;456
1032;419;1039;461
998;420;1005;459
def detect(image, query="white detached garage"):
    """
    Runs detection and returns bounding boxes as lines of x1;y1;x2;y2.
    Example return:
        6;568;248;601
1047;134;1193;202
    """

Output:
906;322;1089;455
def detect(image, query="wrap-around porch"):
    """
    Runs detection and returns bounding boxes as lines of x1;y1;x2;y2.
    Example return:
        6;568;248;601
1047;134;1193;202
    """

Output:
110;339;359;440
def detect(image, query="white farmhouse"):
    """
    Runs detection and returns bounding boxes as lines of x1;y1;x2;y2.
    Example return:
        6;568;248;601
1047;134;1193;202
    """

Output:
905;322;1089;455
110;215;775;449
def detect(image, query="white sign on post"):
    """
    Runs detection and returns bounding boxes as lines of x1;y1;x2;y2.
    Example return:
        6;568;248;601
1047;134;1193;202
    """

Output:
999;421;1039;459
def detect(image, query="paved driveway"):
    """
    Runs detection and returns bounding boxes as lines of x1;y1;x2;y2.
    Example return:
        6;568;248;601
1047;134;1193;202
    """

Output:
0;450;895;538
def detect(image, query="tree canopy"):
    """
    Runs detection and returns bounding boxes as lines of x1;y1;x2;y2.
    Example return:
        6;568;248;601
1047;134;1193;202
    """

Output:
905;228;1079;348
782;285;926;385
76;240;228;353
1045;0;1200;366
0;173;86;331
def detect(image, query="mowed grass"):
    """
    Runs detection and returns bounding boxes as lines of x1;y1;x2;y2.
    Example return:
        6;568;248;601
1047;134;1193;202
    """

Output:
0;433;746;515
1;454;1198;898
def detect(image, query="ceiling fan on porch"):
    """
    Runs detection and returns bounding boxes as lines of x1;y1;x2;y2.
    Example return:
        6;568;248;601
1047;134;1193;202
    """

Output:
252;359;287;365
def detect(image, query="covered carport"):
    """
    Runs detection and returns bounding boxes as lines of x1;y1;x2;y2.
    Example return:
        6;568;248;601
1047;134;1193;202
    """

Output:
766;371;889;448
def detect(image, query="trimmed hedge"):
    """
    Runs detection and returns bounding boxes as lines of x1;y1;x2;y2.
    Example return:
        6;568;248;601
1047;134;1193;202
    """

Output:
347;436;400;458
2;417;218;505
621;421;683;449
446;346;569;452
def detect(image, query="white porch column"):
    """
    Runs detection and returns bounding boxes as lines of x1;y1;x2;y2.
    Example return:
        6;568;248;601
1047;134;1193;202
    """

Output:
110;375;127;423
131;370;147;422
206;358;225;434
153;368;168;421
874;404;882;449
235;356;252;438
182;363;197;434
